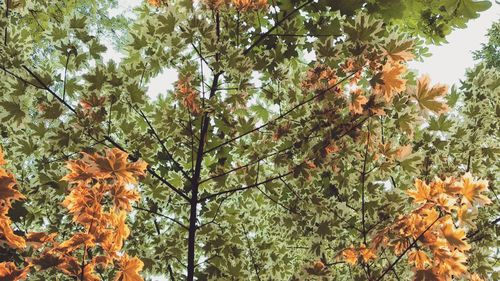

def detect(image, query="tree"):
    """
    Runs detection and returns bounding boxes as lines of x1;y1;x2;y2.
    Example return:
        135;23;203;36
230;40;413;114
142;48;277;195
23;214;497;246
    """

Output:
0;0;497;280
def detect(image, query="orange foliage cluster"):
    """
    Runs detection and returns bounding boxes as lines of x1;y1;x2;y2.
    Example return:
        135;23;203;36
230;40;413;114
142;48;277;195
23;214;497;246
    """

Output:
341;174;490;281
0;148;26;250
176;75;201;114
300;37;415;118
0;148;148;281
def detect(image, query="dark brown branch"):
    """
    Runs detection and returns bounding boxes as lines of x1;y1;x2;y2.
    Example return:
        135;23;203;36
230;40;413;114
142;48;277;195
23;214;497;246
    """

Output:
22;65;77;114
186;10;223;276
1;65;45;89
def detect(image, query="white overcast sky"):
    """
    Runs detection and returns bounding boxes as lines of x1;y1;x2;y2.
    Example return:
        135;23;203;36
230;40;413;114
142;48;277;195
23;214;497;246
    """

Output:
408;1;500;86
109;1;499;96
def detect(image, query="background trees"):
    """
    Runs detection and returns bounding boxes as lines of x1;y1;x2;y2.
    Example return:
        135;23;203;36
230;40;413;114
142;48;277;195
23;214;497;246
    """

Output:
0;0;498;280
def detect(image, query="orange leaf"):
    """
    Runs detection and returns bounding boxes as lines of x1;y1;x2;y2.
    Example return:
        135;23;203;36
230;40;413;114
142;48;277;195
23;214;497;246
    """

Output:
414;268;442;281
0;216;26;249
112;184;140;211
30;252;65;270
406;179;432;204
441;219;471;251
375;61;407;102
341;247;357;265
348;89;368;114
56;232;95;253
408;250;430;269
458;173;491;206
0;262;29;281
26;232;57;249
359;244;377;263
0;148;6;165
114;254;144;281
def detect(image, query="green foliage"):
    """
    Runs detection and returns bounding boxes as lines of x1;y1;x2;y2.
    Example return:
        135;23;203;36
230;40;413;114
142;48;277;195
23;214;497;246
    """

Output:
0;0;497;280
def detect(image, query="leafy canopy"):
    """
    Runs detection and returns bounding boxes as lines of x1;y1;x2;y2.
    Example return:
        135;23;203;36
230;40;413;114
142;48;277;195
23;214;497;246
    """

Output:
0;0;498;280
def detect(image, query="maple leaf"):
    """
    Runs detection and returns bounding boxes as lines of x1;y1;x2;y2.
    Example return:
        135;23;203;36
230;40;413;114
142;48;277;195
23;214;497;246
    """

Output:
383;38;415;62
374;61;407;102
0;215;26;249
436;250;468;277
90;148;148;184
348;89;368;114
111;210;130;251
441;220;471;251
61;159;95;184
457;204;477;229
0;171;25;211
406;179;432;204
359;244;377;263
57;257;100;281
62;186;102;225
408;250;430;269
147;0;162;7
341;247;357;265
114;254;144;281
0;262;29;281
458;173;491;206
56;232;95;253
30;252;65;270
112;184;140;211
414;75;448;115
26;232;57;249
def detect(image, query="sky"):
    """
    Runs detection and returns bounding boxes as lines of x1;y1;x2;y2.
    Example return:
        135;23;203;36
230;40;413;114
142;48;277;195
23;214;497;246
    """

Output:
109;0;499;99
408;2;500;86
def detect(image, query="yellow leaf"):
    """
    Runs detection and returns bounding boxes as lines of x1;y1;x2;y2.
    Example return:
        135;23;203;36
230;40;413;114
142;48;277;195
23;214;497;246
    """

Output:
114;254;144;281
375;61;407;102
457;204;477;229
408;250;430;269
341;247;357;265
458;173;491;206
406;179;432;204
415;75;448;115
348;89;368;114
441;219;471;251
